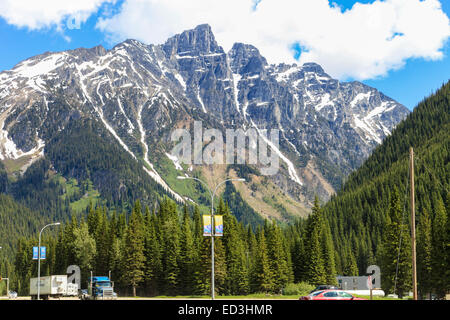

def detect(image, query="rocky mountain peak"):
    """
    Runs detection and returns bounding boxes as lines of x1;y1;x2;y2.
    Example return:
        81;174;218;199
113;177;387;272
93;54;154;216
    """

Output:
228;43;268;75
0;23;410;218
300;62;326;74
162;23;223;58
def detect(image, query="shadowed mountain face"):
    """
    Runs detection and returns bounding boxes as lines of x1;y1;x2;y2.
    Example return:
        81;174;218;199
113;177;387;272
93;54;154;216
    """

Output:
0;24;409;221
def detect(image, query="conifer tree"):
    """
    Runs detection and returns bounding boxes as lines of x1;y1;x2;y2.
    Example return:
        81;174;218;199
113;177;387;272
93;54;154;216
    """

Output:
160;198;180;295
292;235;306;283
223;202;248;295
342;243;358;276
251;228;273;293
94;208;110;275
431;196;448;298
179;204;196;295
143;206;161;295
73;220;97;284
193;236;211;295
214;237;227;295
417;207;433;298
380;187;411;297
303;197;326;285
266;221;289;293
122;201;145;296
322;220;337;285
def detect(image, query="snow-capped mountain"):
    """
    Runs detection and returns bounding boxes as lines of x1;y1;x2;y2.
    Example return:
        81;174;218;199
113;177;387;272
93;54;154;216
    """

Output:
0;24;409;220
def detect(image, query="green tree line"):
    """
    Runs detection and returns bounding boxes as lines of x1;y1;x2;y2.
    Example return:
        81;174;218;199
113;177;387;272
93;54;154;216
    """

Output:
8;196;339;297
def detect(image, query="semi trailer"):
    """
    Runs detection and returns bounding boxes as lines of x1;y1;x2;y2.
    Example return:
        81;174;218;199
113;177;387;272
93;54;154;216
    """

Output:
30;275;78;300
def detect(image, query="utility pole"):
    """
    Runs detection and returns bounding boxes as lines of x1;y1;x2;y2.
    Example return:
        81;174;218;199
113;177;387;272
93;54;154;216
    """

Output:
409;147;417;300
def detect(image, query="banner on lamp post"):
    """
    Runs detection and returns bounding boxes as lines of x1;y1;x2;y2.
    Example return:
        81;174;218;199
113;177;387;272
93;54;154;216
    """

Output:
214;215;223;236
33;247;39;260
203;215;212;236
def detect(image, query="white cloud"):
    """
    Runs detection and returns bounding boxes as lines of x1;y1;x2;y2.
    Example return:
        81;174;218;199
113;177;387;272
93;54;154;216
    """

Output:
0;0;116;30
1;0;448;80
96;0;450;80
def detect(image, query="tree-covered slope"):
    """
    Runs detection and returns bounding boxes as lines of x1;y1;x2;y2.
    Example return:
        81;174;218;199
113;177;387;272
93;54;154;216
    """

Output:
45;117;170;206
322;81;449;296
0;117;179;263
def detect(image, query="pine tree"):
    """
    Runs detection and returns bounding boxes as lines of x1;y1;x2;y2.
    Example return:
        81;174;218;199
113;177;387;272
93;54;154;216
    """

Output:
214;237;227;296
223;203;249;295
122;201;145;296
322;220;337;285
342;243;358;276
417;207;433;299
94;207;110;275
73;220;97;283
292;234;306;283
251;228;273;293
143;206;162;295
380;187;411;297
266;221;289;293
431;196;448;298
191;206;211;296
193;236;211;295
303;197;326;285
160;198;180;295
179;204;196;295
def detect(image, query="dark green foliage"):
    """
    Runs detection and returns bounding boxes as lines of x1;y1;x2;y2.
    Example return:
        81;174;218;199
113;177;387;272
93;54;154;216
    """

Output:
417;207;433;298
322;81;450;295
3;82;449;297
222;180;264;227
122;201;146;297
379;187;411;297
0;193;54;262
9;197;306;296
45;118;169;206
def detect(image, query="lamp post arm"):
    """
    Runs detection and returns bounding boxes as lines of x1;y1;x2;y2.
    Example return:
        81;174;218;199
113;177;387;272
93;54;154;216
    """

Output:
37;223;60;300
212;178;245;209
185;177;213;204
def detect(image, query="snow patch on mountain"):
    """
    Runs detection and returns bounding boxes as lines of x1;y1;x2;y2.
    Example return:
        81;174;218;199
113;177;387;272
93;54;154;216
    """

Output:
250;119;303;186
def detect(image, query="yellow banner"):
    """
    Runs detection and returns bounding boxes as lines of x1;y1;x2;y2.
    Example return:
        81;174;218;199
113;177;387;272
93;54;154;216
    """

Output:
203;215;212;236
214;215;223;236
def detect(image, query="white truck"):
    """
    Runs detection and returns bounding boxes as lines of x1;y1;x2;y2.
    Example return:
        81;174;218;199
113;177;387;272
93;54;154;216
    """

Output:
30;275;78;300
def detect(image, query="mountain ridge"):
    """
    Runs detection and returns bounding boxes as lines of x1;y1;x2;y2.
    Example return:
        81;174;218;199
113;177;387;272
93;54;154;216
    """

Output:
0;23;410;222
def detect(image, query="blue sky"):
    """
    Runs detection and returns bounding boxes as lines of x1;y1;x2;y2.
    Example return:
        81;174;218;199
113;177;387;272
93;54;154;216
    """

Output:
334;0;450;108
1;0;449;110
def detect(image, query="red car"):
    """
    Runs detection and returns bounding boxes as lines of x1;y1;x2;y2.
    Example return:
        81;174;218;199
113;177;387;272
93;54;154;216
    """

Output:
300;289;367;300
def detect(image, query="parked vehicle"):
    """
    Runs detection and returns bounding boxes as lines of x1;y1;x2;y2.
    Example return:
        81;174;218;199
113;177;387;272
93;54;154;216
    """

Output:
8;291;17;299
300;289;367;300
30;275;78;300
309;285;339;293
79;276;117;300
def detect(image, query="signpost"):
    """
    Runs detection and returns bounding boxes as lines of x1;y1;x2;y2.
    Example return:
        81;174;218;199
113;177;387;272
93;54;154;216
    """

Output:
367;275;373;300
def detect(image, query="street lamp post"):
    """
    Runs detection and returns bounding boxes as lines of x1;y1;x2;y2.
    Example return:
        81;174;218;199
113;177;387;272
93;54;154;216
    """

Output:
0;246;2;297
37;222;60;300
178;176;245;300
